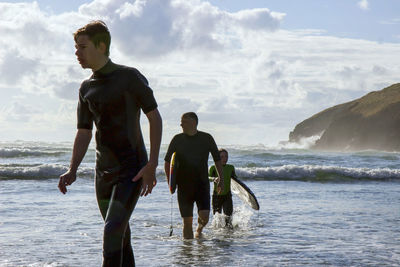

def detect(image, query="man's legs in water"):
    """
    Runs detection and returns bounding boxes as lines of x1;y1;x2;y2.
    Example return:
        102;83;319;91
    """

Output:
195;210;209;238
178;180;210;239
121;225;135;267
222;193;233;228
178;187;196;239
212;194;224;214
182;217;194;239
182;210;209;239
96;172;142;267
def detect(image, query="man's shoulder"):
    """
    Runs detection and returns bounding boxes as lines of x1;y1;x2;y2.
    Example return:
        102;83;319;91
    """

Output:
172;133;185;139
114;64;148;85
79;78;92;92
114;63;136;73
198;131;216;143
197;131;213;138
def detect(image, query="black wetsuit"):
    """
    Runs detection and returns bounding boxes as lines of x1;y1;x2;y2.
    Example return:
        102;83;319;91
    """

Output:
164;131;220;217
77;60;157;267
209;164;236;217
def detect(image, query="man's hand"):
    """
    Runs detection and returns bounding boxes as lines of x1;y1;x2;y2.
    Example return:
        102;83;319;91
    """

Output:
214;160;224;194
58;129;91;195
133;163;157;196
213;176;223;194
58;170;77;194
217;177;224;194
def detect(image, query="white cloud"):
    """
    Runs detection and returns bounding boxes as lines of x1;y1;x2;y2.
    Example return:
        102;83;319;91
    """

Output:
158;98;201;121
230;8;284;31
372;65;389;76
358;0;369;10
0;3;73;56
78;0;284;57
0;101;41;122
0;0;399;145
53;82;81;100
0;50;39;85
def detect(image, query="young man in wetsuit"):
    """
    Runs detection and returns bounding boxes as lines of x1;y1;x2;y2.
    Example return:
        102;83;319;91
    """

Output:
58;21;162;267
209;148;237;228
164;112;224;239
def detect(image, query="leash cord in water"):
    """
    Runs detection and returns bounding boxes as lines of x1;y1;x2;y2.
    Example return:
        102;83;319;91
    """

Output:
169;194;173;236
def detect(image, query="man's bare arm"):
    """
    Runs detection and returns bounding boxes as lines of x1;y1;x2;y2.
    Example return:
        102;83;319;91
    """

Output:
214;160;224;194
146;109;162;168
164;161;170;183
58;129;92;194
133;109;162;196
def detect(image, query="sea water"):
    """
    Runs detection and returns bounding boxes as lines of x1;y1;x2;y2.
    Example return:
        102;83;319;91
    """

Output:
0;141;399;266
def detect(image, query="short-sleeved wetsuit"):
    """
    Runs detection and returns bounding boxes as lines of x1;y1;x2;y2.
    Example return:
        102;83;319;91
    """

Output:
164;131;220;217
78;59;157;266
209;164;236;216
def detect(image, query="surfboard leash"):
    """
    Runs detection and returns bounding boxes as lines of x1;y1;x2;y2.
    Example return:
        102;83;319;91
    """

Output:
169;194;173;236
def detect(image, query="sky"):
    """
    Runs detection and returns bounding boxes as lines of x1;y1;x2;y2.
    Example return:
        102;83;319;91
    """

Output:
0;0;400;146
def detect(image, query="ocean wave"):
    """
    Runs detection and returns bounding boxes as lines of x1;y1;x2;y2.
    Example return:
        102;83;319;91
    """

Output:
0;164;168;180
221;135;321;152
0;147;67;158
235;165;400;182
0;164;94;180
2;163;398;182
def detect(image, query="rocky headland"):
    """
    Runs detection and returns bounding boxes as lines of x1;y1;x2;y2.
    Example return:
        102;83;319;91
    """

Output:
289;83;400;151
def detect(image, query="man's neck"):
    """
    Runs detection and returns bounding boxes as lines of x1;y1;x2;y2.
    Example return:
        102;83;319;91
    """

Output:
92;57;109;72
186;129;198;136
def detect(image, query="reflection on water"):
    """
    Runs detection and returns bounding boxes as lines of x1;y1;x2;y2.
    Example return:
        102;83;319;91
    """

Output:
170;206;260;266
1;179;399;267
174;240;214;266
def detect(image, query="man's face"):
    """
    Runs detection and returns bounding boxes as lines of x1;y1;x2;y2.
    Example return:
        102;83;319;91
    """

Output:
180;116;196;134
75;35;103;69
220;151;228;165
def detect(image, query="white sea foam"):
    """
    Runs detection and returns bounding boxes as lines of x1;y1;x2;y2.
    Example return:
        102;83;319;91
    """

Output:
1;163;398;181
26;262;64;267
236;165;400;180
211;204;254;230
231;204;254;229
1;141;399;182
0;148;61;158
0;164;93;179
222;135;322;151
277;134;322;150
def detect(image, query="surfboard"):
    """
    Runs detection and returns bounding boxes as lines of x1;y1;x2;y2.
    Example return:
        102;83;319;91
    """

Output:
231;177;260;210
168;152;178;194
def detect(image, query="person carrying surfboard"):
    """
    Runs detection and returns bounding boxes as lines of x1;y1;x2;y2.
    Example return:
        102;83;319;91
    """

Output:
164;112;224;239
58;21;162;267
209;148;236;228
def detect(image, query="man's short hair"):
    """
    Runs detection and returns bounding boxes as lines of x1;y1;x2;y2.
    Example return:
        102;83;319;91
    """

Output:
74;20;111;57
219;148;228;156
182;112;198;125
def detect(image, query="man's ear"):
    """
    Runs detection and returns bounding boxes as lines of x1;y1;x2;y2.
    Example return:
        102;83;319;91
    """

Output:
98;42;107;55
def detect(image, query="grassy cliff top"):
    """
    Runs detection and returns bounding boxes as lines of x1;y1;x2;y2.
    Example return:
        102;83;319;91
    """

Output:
309;83;400;120
350;83;400;117
290;83;400;143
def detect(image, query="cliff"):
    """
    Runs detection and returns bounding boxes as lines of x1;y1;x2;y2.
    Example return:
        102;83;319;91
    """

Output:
289;83;400;151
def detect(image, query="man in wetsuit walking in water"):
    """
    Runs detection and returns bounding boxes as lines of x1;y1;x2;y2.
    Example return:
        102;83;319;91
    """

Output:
164;112;224;239
58;21;162;266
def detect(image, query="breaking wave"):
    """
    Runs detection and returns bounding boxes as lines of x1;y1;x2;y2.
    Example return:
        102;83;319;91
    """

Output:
236;165;400;182
0;164;94;180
